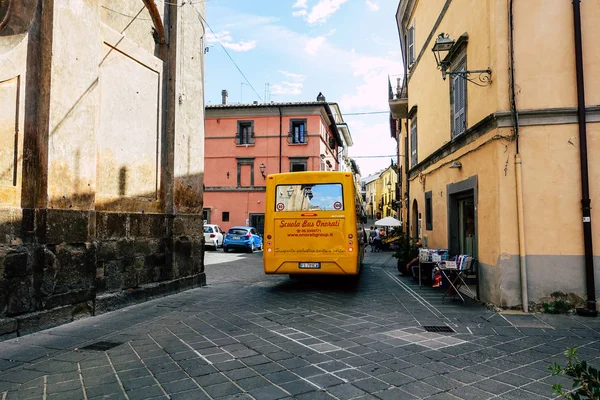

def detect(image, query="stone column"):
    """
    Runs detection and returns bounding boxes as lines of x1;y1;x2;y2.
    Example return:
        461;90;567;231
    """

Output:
166;1;206;283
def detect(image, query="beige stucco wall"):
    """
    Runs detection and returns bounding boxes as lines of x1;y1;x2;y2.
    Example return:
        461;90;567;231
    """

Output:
0;0;207;333
407;0;497;164
398;0;600;308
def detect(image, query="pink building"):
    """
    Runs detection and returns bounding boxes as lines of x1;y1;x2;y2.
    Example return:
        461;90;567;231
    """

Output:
203;92;350;233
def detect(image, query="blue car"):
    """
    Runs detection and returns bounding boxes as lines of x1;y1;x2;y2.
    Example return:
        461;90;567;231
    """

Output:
223;226;263;253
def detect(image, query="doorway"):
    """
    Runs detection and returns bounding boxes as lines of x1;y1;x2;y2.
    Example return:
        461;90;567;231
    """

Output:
447;176;478;258
458;198;476;256
249;213;265;235
411;199;419;239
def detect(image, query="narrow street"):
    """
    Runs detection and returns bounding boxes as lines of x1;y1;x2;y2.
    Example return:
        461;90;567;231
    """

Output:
0;250;599;400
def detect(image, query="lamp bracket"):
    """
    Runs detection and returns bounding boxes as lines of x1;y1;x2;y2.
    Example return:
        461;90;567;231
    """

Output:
444;69;492;87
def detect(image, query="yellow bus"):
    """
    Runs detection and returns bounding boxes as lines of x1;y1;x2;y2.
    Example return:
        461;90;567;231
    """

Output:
263;171;367;277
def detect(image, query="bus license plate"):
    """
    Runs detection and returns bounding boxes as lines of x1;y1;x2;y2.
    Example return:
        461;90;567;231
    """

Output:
299;262;320;269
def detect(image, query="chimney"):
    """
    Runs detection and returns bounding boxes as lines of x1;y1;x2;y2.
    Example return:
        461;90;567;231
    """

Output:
317;92;326;102
221;90;228;105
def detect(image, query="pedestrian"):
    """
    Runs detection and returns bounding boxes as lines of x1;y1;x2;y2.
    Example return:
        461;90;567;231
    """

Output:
368;227;377;252
403;238;423;277
373;229;382;252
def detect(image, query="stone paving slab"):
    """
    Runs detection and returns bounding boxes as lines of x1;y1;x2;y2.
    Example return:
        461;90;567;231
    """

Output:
0;250;598;399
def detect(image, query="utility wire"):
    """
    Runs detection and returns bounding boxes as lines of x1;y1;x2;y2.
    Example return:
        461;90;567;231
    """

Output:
190;3;277;116
350;155;396;158
344;111;389;116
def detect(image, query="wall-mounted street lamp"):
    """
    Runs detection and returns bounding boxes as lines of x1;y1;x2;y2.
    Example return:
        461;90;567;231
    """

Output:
449;161;462;169
432;33;492;86
259;163;266;178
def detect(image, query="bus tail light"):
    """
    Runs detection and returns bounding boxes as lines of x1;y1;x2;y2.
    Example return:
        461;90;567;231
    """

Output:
348;247;353;252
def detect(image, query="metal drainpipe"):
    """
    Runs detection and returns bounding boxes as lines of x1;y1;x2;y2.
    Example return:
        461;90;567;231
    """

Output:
279;107;282;173
405;118;410;239
509;0;528;312
573;0;598;317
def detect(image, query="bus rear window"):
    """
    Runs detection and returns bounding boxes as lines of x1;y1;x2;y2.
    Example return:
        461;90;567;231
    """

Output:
275;183;343;212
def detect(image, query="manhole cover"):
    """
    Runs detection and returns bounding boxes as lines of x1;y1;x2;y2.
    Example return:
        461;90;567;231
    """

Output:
81;341;123;351
423;326;455;333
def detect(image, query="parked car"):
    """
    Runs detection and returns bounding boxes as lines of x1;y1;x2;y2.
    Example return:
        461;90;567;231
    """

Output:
203;224;224;250
223;226;263;253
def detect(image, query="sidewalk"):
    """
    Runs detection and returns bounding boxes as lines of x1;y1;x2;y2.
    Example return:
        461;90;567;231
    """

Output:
0;250;598;399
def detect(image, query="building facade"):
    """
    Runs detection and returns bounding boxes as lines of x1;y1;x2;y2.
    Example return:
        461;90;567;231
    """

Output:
379;164;399;219
204;94;349;233
390;0;599;311
362;174;379;220
0;0;206;336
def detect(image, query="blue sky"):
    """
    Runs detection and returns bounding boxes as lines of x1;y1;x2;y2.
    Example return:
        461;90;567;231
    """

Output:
203;0;403;177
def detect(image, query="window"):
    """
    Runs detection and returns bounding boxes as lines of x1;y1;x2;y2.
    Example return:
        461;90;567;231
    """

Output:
289;157;307;172
451;59;467;137
410;118;418;167
407;24;415;67
290;119;307;144
328;135;336;150
222;212;229;222
275;183;343;212
237;120;254;145
425;191;433;230
237;158;254;187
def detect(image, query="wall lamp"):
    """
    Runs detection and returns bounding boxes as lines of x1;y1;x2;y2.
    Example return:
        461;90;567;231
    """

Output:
259;163;266;178
449;161;462;169
432;33;492;87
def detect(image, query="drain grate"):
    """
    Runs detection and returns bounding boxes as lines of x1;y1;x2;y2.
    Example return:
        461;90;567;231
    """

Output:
423;326;455;333
81;341;123;351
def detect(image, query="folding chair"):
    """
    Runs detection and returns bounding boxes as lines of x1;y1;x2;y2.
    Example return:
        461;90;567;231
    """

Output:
441;256;476;303
417;248;430;288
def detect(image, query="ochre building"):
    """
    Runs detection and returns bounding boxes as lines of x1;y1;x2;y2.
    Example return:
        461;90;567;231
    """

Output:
390;0;599;311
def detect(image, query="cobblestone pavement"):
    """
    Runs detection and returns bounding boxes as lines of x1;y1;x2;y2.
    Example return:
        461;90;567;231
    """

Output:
1;250;599;399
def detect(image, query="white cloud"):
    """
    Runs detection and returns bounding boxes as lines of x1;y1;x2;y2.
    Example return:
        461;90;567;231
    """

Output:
206;30;256;52
293;0;308;9
371;34;386;46
305;36;326;55
340;55;402;111
307;0;349;24
206;31;232;43
271;82;303;95
292;9;307;16
366;0;379;11
222;40;257;52
271;70;305;96
278;70;305;80
347;119;397;176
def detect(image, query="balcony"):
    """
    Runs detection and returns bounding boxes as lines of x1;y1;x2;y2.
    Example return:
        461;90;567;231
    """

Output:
388;75;408;119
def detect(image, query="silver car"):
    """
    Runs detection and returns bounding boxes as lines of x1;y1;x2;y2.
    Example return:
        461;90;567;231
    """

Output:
203;224;224;250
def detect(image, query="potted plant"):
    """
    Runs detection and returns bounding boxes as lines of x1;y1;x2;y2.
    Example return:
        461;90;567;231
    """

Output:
392;233;419;273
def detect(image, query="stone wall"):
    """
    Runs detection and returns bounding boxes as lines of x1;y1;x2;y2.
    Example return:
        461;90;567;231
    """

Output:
0;0;206;339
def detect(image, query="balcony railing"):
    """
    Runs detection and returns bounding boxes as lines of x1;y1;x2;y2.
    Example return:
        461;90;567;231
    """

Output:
388;74;408;119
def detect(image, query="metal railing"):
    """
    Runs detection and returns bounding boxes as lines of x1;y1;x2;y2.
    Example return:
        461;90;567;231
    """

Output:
388;74;408;101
